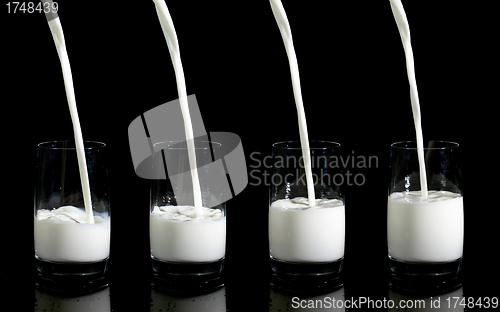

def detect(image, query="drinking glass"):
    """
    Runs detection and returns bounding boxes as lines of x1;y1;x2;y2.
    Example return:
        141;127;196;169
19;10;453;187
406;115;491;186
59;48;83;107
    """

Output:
269;141;345;290
34;141;110;291
388;140;463;290
150;139;227;291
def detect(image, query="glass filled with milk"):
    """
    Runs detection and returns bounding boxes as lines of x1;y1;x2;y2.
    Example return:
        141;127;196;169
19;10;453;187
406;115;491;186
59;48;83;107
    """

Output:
150;140;226;291
388;140;463;288
34;141;110;290
269;141;345;289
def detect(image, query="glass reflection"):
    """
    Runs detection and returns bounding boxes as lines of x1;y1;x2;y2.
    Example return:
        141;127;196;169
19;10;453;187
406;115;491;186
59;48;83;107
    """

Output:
269;284;345;312
150;284;226;312
388;284;464;311
34;284;111;312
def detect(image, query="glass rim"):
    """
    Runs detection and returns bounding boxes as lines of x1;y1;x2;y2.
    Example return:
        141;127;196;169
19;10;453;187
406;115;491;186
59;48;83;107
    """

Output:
153;140;222;150
391;140;459;150
38;140;106;150
272;140;341;150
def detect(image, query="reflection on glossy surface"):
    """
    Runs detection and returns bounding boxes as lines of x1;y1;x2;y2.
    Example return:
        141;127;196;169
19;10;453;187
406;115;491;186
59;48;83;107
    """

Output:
388;265;462;296
34;284;111;312
388;285;464;311
269;284;345;312
270;269;344;295
150;284;226;312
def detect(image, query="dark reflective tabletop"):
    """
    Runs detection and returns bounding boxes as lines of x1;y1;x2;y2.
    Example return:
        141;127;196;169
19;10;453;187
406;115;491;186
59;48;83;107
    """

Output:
1;260;497;311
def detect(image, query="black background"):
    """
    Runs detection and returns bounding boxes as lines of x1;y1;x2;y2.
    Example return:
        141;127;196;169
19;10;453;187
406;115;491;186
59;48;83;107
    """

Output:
1;1;498;310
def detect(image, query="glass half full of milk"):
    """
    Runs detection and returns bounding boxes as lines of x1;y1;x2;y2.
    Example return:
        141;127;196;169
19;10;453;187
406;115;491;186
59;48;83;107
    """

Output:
388;141;463;288
34;141;110;289
149;140;227;290
269;141;345;287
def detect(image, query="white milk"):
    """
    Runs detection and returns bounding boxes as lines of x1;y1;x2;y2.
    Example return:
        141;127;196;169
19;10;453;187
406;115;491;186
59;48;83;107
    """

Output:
269;197;345;263
47;18;94;223
389;0;428;198
269;0;315;206
150;206;226;262
387;191;463;263
152;0;203;217
34;206;110;263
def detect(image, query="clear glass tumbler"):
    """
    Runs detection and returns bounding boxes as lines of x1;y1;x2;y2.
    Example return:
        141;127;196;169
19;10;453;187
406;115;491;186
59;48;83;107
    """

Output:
269;141;345;290
388;140;463;290
150;140;227;291
34;141;110;291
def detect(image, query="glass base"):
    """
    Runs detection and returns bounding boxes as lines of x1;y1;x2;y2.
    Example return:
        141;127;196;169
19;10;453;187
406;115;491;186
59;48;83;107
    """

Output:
35;257;109;294
151;257;225;293
269;256;343;294
388;256;462;294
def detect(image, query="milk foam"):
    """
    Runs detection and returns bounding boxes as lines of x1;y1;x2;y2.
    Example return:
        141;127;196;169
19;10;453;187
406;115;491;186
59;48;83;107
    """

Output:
269;197;345;263
389;190;461;203
151;206;223;221
150;206;226;262
271;197;344;210
36;206;106;224
34;206;110;263
388;190;463;262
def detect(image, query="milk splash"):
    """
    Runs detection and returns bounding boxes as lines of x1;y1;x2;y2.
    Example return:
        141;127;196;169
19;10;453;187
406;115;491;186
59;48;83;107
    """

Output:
152;0;203;218
45;15;94;223
269;0;315;207
389;0;428;199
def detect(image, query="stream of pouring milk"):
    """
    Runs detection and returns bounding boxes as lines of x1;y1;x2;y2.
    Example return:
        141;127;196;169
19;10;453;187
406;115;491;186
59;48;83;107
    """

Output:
152;0;203;217
389;0;428;199
46;17;94;223
269;0;315;206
